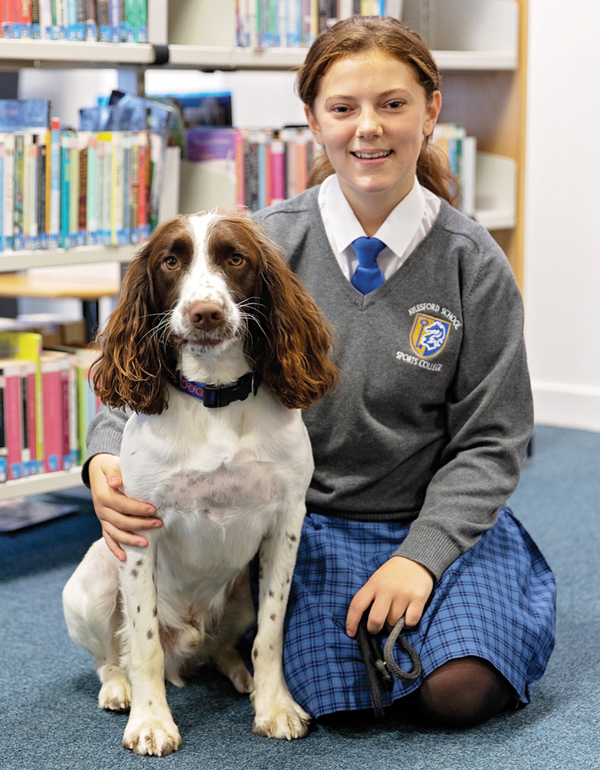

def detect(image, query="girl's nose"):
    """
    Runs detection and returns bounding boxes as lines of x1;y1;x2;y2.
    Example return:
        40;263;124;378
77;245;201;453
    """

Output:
356;107;383;138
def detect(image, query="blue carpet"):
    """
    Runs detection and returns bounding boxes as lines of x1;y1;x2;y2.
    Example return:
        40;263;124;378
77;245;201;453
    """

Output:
0;425;598;770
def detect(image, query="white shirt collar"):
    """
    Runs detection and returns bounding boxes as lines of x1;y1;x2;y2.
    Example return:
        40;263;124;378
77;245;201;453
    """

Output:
318;174;439;281
320;174;427;256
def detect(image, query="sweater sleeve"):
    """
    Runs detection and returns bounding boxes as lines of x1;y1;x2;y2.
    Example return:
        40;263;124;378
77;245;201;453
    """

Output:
393;244;533;580
81;404;130;487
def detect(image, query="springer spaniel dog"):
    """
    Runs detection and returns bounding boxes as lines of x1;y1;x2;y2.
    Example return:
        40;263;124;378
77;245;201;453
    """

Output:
62;211;338;755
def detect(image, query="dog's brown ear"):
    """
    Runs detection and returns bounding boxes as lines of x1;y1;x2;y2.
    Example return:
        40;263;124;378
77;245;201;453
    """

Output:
246;228;339;410
92;236;176;416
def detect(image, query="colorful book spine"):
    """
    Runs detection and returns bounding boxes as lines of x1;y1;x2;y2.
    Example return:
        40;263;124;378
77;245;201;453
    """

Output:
0;137;3;251
14;0;32;38
112;132;123;245
137;131;150;240
135;0;145;41
98;131;112;245
41;353;62;473
38;0;52;37
48;118;61;249
86;133;99;244
69;131;80;246
55;0;67;37
119;131;130;244
22;359;37;475
31;0;40;37
270;137;285;205
37;131;47;249
0;359;24;480
2;133;14;250
67;354;79;467
84;0;96;38
124;0;134;40
22;132;31;248
13;133;25;250
60;131;72;248
77;132;88;245
129;131;139;243
0;371;6;482
97;0;108;40
108;0;119;42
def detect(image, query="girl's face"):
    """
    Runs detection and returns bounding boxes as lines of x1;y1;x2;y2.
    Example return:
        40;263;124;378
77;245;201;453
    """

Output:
306;51;441;217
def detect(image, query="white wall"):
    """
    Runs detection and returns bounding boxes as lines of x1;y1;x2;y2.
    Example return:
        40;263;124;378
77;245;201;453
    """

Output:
524;0;600;431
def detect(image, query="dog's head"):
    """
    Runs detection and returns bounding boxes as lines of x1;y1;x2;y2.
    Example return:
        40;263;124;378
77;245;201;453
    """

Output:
92;211;338;415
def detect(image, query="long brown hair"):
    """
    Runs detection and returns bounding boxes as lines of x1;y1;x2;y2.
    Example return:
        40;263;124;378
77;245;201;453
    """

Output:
298;15;456;205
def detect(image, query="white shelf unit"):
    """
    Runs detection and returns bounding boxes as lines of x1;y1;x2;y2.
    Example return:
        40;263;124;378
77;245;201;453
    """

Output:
0;0;523;499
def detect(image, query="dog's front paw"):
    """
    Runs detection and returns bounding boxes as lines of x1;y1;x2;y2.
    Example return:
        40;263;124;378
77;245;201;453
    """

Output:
123;715;182;756
252;694;311;740
98;676;131;712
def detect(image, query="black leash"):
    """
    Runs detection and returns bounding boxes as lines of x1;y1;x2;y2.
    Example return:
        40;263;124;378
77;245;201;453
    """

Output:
356;610;422;718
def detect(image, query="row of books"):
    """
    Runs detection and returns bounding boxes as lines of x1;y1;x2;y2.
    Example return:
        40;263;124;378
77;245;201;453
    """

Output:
0;98;168;252
186;126;319;212
236;0;404;48
431;123;477;218
0;124;155;251
0;0;148;42
0;330;101;482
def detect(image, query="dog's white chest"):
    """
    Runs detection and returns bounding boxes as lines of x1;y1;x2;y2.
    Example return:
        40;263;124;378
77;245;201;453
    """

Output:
160;457;284;518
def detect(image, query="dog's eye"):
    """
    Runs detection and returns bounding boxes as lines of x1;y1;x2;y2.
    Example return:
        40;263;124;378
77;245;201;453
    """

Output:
163;256;179;271
229;254;245;267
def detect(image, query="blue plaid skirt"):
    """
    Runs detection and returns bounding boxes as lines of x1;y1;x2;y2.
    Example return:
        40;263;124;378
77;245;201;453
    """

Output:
250;507;556;718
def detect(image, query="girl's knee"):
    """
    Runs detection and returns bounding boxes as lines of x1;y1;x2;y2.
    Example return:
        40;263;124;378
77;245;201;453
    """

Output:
416;657;514;728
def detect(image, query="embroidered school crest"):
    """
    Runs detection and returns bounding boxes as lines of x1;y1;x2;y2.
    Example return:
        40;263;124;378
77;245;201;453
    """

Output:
409;313;451;359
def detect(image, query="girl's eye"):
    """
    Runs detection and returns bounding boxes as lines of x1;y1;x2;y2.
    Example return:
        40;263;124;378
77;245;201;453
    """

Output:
229;254;245;266
386;100;405;109
163;256;179;270
331;105;351;114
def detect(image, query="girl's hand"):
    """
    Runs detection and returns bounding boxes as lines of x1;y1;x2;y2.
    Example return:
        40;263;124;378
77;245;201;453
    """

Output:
88;453;162;562
345;556;434;637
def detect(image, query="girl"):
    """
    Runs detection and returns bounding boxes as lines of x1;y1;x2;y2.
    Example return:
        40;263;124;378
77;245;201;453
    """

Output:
85;16;556;728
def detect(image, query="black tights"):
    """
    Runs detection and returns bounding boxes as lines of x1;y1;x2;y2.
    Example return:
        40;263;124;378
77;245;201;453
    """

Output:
319;656;515;730
405;656;515;728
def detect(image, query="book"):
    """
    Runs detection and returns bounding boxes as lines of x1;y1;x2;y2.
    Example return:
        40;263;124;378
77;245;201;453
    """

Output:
0;369;7;482
0;358;25;480
0;331;45;474
2;133;14;250
40;352;63;473
48;118;61;249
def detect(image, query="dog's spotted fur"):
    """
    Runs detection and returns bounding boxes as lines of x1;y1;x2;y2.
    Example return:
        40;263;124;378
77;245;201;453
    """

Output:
63;211;337;755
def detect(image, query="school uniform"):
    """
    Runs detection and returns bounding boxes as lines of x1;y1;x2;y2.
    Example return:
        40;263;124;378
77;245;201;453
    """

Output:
251;176;556;717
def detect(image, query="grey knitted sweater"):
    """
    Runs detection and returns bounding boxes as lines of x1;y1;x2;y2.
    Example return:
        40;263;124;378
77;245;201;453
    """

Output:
85;185;533;580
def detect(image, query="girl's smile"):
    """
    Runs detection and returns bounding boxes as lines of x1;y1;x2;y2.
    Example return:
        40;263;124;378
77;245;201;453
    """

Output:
305;50;441;230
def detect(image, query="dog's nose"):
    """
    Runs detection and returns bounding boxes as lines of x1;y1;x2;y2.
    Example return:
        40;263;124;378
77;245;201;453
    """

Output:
188;301;224;331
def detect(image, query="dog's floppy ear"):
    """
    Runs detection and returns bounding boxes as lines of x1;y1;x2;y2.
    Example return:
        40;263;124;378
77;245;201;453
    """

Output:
246;226;339;410
92;230;177;416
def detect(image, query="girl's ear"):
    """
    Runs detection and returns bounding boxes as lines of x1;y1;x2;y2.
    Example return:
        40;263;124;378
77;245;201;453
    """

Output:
423;90;442;138
305;104;324;146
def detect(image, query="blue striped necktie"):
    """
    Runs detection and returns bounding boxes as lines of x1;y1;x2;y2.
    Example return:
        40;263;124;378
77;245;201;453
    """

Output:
351;237;386;294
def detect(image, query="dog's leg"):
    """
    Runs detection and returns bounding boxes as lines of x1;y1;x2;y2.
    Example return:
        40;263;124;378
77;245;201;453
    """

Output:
251;499;311;739
63;539;131;711
119;538;182;756
211;567;256;694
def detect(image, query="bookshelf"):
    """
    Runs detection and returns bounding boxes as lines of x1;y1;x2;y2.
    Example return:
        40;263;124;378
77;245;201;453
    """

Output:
0;0;527;499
